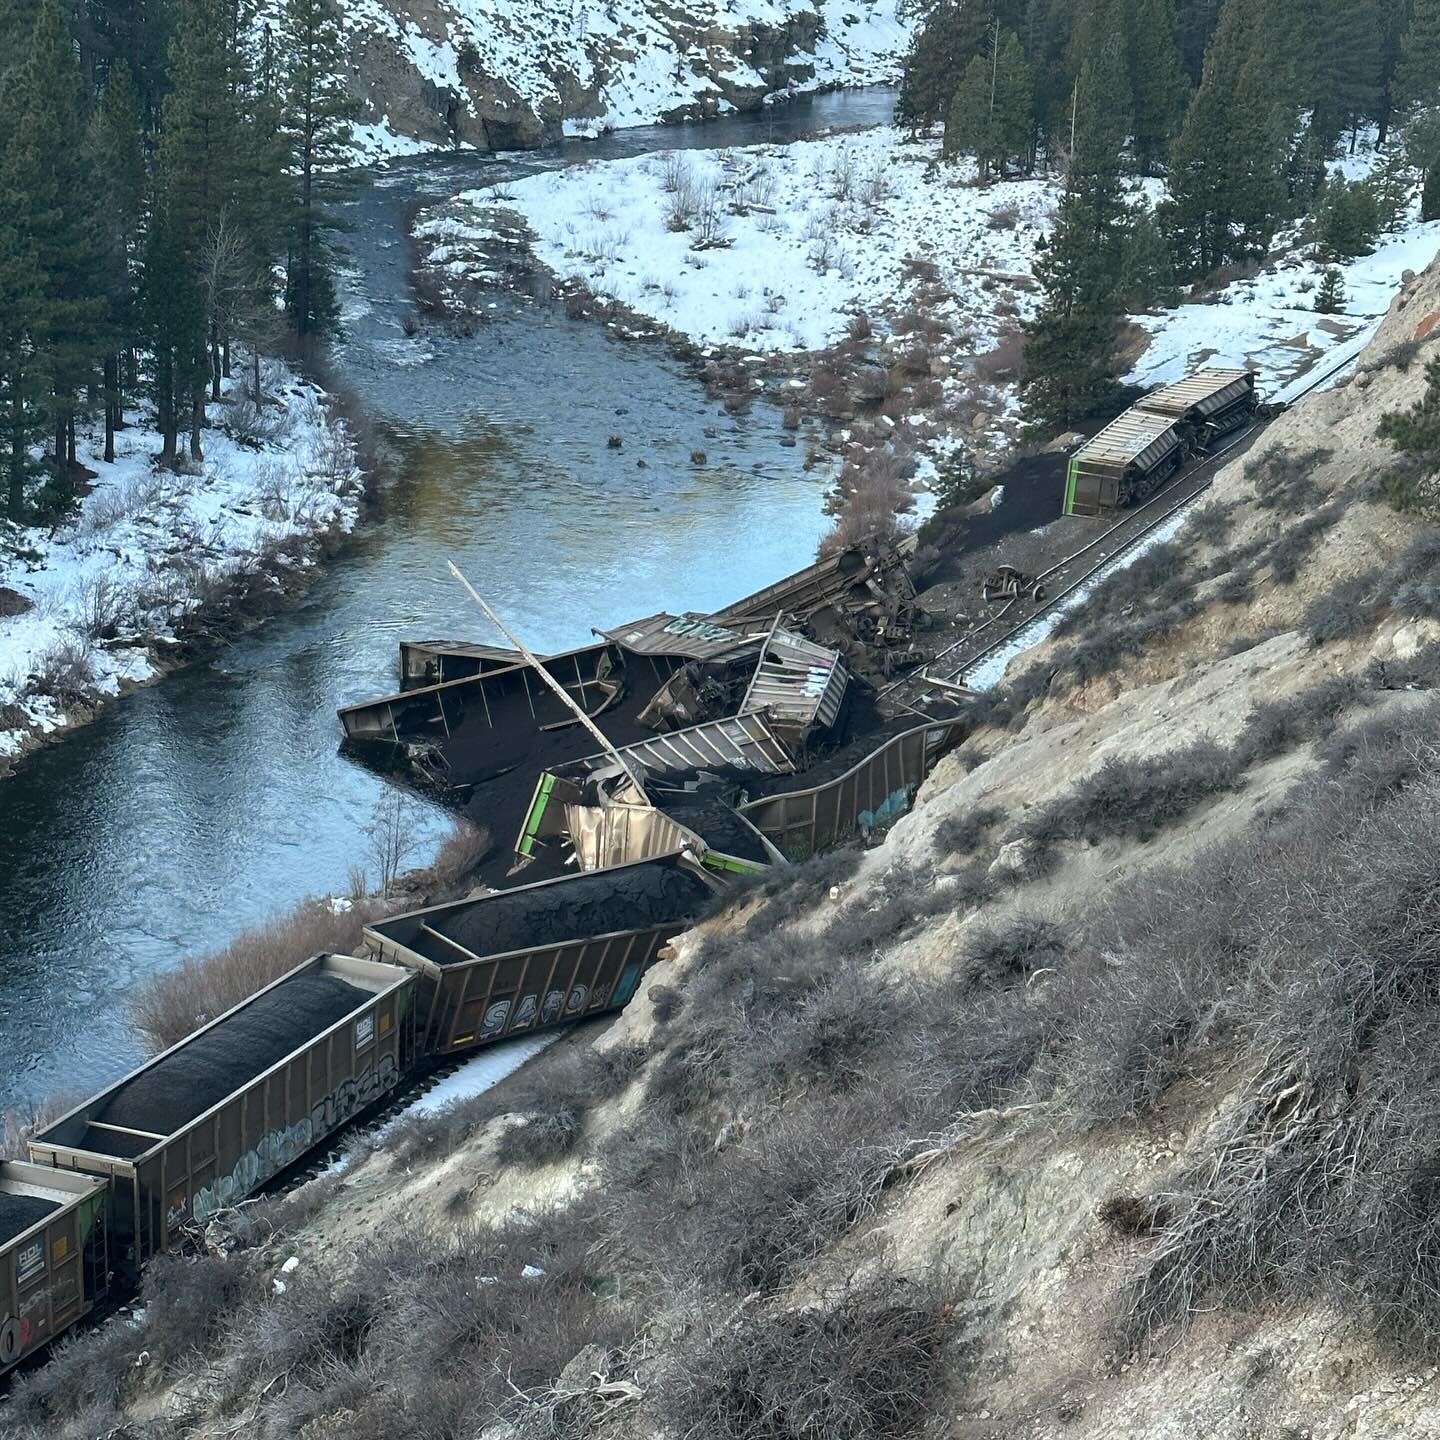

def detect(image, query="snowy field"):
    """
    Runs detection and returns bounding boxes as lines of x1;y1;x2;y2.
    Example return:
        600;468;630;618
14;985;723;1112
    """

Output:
340;0;908;161
423;128;1057;352
0;362;364;762
422;125;1440;412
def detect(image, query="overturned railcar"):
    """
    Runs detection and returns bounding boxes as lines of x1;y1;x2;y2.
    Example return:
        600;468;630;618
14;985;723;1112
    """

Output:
1;1163;109;1376
739;716;967;860
363;854;720;1056
1064;368;1259;518
1132;367;1257;446
29;955;414;1280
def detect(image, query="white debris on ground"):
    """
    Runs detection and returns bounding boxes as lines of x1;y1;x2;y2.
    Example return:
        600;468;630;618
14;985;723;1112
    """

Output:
429;128;1056;353
0;360;364;762
337;0;908;157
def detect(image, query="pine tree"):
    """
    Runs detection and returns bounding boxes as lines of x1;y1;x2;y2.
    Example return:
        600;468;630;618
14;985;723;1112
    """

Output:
1395;0;1440;117
1021;48;1131;430
1314;266;1346;314
1130;0;1188;174
1374;0;1413;144
1424;165;1440;222
899;0;996;131
1306;0;1385;155
155;0;247;460
1069;0;1132;164
279;0;360;341
1377;354;1440;520
87;62;148;464
1120;206;1179;307
1020;196;1124;429
945;27;1033;178
1021;0;1079;159
7;0;109;505
143;193;205;466
1166;0;1293;279
0;186;49;522
1316;180;1380;261
1175;0;1220;84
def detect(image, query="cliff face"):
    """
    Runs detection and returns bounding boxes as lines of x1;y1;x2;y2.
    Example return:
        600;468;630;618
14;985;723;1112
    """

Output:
334;0;908;153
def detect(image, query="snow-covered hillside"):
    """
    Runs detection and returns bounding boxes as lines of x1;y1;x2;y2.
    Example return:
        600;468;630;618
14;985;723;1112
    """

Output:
422;130;1054;350
423;125;1440;404
0;363;364;767
331;0;908;156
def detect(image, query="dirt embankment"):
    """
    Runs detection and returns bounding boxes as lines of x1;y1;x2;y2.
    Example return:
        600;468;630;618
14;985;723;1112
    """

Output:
15;259;1440;1440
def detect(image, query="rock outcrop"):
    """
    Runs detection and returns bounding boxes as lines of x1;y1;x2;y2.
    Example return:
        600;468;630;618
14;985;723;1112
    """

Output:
327;0;908;154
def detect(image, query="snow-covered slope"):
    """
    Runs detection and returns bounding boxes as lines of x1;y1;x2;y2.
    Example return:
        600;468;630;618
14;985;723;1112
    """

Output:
331;0;908;156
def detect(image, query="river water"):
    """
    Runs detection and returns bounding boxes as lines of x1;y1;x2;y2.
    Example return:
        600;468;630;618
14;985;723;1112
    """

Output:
0;88;897;1108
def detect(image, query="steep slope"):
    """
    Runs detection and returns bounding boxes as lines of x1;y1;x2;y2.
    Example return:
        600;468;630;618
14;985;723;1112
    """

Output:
330;0;908;153
11;256;1440;1440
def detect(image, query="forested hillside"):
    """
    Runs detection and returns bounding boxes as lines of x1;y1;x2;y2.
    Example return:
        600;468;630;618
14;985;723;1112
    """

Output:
0;0;357;527
894;0;1440;429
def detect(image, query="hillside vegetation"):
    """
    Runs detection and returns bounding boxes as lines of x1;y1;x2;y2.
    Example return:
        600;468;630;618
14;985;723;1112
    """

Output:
12;228;1440;1440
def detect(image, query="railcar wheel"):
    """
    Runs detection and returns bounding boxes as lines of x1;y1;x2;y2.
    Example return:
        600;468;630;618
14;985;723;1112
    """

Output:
0;1316;22;1365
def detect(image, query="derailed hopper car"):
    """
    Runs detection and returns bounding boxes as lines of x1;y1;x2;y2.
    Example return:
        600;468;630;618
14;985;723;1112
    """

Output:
363;854;721;1055
739;716;967;860
1063;368;1259;518
29;954;414;1281
1;1163;109;1376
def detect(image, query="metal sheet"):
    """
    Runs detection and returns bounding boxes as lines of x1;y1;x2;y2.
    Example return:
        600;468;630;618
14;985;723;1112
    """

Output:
596;611;766;661
739;624;849;730
565;712;795;777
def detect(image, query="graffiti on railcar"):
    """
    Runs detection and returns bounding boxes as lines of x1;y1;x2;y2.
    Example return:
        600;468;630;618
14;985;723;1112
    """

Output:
190;1053;399;1224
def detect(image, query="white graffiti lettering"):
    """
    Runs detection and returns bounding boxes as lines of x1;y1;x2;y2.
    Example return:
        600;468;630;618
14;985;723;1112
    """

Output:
190;1054;398;1224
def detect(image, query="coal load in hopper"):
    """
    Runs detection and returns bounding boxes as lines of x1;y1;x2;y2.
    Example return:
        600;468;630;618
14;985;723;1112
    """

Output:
338;538;940;884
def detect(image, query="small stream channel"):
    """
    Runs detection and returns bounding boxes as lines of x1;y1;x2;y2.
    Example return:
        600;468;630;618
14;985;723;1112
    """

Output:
0;88;898;1109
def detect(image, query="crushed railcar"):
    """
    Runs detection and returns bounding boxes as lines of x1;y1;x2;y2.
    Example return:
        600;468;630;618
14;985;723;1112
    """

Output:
29;954;414;1281
1;1163;109;1376
362;854;721;1055
1064;367;1259;517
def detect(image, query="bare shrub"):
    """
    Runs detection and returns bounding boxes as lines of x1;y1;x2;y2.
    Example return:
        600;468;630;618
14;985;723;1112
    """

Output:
430;817;493;892
493;1106;587;1167
659;151;691;194
659;1276;952;1440
934;804;1004;857
365;786;426;898
1252;446;1333;511
692;180;729;248
974;327;1026;384
959;913;1067;986
26;638;96;702
1018;739;1239;863
1;1091;83;1160
1233;674;1371;767
987;203;1021;230
129;896;379;1054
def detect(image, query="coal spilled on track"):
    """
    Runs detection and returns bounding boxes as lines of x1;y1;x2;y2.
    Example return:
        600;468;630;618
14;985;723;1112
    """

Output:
94;974;370;1141
0;1192;59;1245
431;863;714;961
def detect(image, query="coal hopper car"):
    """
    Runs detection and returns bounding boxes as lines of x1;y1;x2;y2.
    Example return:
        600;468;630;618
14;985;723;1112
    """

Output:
29;954;415;1281
362;853;721;1055
1;1163;110;1377
1064;367;1258;518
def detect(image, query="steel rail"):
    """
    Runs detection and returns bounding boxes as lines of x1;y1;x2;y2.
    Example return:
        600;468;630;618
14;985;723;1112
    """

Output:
899;345;1369;698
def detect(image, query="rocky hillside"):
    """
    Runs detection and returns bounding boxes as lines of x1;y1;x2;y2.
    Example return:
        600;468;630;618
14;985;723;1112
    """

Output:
324;0;907;153
12;261;1440;1440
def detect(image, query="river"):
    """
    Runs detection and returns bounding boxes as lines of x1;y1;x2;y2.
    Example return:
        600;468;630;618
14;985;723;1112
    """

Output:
0;87;897;1109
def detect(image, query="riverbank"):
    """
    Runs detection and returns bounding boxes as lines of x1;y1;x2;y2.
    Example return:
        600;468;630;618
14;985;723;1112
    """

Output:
0;361;366;774
412;123;1440;532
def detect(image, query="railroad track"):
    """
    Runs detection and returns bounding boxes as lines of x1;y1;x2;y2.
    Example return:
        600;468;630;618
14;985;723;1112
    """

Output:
886;345;1365;711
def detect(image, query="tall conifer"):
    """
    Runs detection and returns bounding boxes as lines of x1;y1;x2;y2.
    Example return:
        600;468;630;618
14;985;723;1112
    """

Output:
279;0;359;341
1131;0;1187;173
